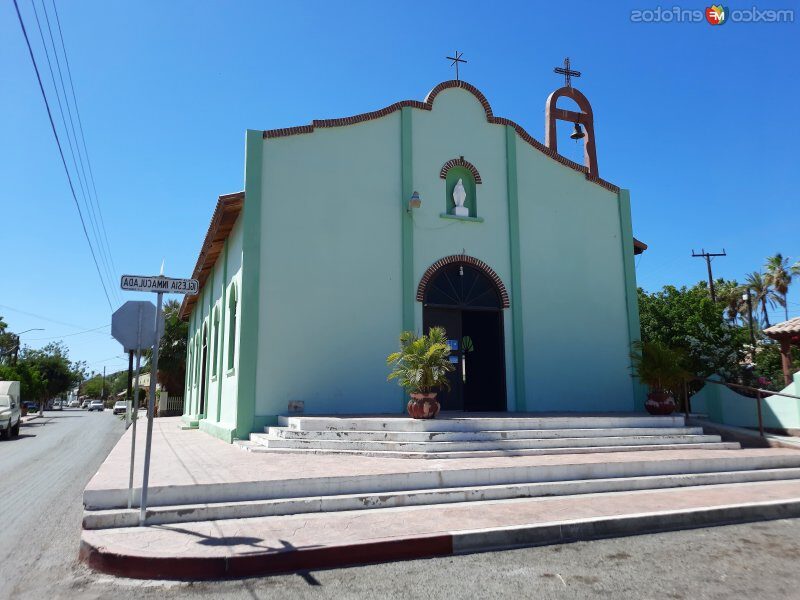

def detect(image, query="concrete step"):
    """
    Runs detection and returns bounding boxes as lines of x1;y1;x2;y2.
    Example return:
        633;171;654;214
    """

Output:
279;414;687;432
245;439;741;459
80;479;800;580
266;426;707;442
252;432;724;453
82;467;800;530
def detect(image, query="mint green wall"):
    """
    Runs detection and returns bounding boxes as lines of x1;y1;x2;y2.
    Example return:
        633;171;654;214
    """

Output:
692;373;800;430
515;140;634;412
256;115;404;417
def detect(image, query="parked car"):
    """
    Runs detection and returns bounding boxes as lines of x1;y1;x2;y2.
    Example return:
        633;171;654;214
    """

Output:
68;400;80;408
22;401;39;412
0;382;22;440
88;400;105;412
81;399;90;409
51;400;63;410
112;400;128;415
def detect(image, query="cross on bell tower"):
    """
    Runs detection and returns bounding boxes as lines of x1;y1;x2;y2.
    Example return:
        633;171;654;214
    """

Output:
553;57;581;88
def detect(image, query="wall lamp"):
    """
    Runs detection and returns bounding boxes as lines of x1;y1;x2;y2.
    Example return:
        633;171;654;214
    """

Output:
408;191;422;212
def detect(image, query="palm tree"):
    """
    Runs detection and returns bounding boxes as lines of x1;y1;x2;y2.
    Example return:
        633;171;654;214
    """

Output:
764;254;792;321
745;272;782;328
715;280;745;325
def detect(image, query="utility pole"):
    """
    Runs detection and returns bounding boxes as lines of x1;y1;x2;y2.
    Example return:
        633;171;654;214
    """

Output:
691;249;727;302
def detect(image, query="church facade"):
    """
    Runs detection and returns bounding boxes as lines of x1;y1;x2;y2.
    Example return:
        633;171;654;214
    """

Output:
179;80;646;442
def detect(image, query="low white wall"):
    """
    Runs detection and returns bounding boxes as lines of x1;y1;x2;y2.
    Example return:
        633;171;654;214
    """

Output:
692;372;800;430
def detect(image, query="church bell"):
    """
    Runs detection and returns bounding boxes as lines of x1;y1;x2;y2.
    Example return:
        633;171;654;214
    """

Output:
570;122;585;140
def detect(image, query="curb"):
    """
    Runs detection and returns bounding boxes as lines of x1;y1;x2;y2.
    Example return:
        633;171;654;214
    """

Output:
79;498;800;580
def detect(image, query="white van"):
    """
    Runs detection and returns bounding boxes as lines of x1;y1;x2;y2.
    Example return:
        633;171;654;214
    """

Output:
0;381;22;440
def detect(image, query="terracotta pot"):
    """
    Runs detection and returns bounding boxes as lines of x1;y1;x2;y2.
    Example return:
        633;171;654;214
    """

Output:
407;392;440;419
645;390;676;415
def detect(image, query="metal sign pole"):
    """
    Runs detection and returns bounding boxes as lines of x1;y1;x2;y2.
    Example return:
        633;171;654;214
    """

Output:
128;349;142;509
127;304;144;509
139;291;163;525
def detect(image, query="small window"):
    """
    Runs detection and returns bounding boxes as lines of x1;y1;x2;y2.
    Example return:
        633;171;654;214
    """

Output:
228;284;238;371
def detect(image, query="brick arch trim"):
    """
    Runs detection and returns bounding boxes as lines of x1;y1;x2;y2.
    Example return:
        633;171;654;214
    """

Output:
440;157;482;184
416;254;510;309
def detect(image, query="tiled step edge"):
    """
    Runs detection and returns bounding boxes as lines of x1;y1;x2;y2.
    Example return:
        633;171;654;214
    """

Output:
82;468;800;530
251;433;724;452
240;441;741;459
79;497;800;580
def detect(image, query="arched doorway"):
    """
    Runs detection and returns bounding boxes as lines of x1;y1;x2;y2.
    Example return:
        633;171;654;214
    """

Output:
418;257;508;412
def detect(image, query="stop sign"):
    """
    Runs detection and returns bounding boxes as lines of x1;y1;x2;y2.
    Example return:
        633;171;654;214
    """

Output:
111;301;157;352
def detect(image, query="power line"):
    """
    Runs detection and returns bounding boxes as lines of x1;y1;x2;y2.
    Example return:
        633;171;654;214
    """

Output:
13;0;113;310
26;324;110;341
51;0;118;283
0;303;95;329
31;0;120;307
43;0;120;306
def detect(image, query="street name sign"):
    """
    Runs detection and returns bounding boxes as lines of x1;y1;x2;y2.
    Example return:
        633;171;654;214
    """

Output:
121;275;199;295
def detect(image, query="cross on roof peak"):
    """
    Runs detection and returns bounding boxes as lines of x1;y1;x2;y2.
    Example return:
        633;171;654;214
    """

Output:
553;57;581;88
446;50;467;81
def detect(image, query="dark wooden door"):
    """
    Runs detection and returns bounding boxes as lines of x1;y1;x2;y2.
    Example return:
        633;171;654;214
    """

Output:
422;307;463;411
462;310;506;411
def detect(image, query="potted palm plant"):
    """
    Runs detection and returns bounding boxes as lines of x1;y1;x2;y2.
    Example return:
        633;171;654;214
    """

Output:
386;327;455;419
630;341;691;415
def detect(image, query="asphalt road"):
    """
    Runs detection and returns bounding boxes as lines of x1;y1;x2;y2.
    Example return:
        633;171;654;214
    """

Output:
3;411;800;599
0;408;126;600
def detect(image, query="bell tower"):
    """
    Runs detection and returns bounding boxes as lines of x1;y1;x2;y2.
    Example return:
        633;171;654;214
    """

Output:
545;58;599;178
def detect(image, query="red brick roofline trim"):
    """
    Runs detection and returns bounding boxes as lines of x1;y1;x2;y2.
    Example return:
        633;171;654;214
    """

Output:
439;157;482;184
416;254;510;309
262;80;620;194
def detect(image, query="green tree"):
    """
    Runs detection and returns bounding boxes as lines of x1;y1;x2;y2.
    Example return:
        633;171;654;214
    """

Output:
0;316;19;364
0;361;45;401
764;254;792;322
144;300;188;395
82;374;105;399
637;282;748;380
753;341;800;391
744;272;781;329
19;342;81;407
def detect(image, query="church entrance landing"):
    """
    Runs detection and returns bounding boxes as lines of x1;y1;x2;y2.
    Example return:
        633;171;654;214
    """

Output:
420;260;506;412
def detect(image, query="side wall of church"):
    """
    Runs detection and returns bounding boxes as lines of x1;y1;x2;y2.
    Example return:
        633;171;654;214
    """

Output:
185;218;243;441
255;114;404;418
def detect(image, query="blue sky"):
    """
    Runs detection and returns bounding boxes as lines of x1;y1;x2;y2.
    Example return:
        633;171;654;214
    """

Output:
2;0;798;375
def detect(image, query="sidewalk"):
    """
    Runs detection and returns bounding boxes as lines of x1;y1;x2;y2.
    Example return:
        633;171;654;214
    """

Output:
81;417;800;579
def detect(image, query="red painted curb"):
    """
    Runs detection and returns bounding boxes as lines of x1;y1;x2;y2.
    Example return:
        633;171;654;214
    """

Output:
80;533;454;580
